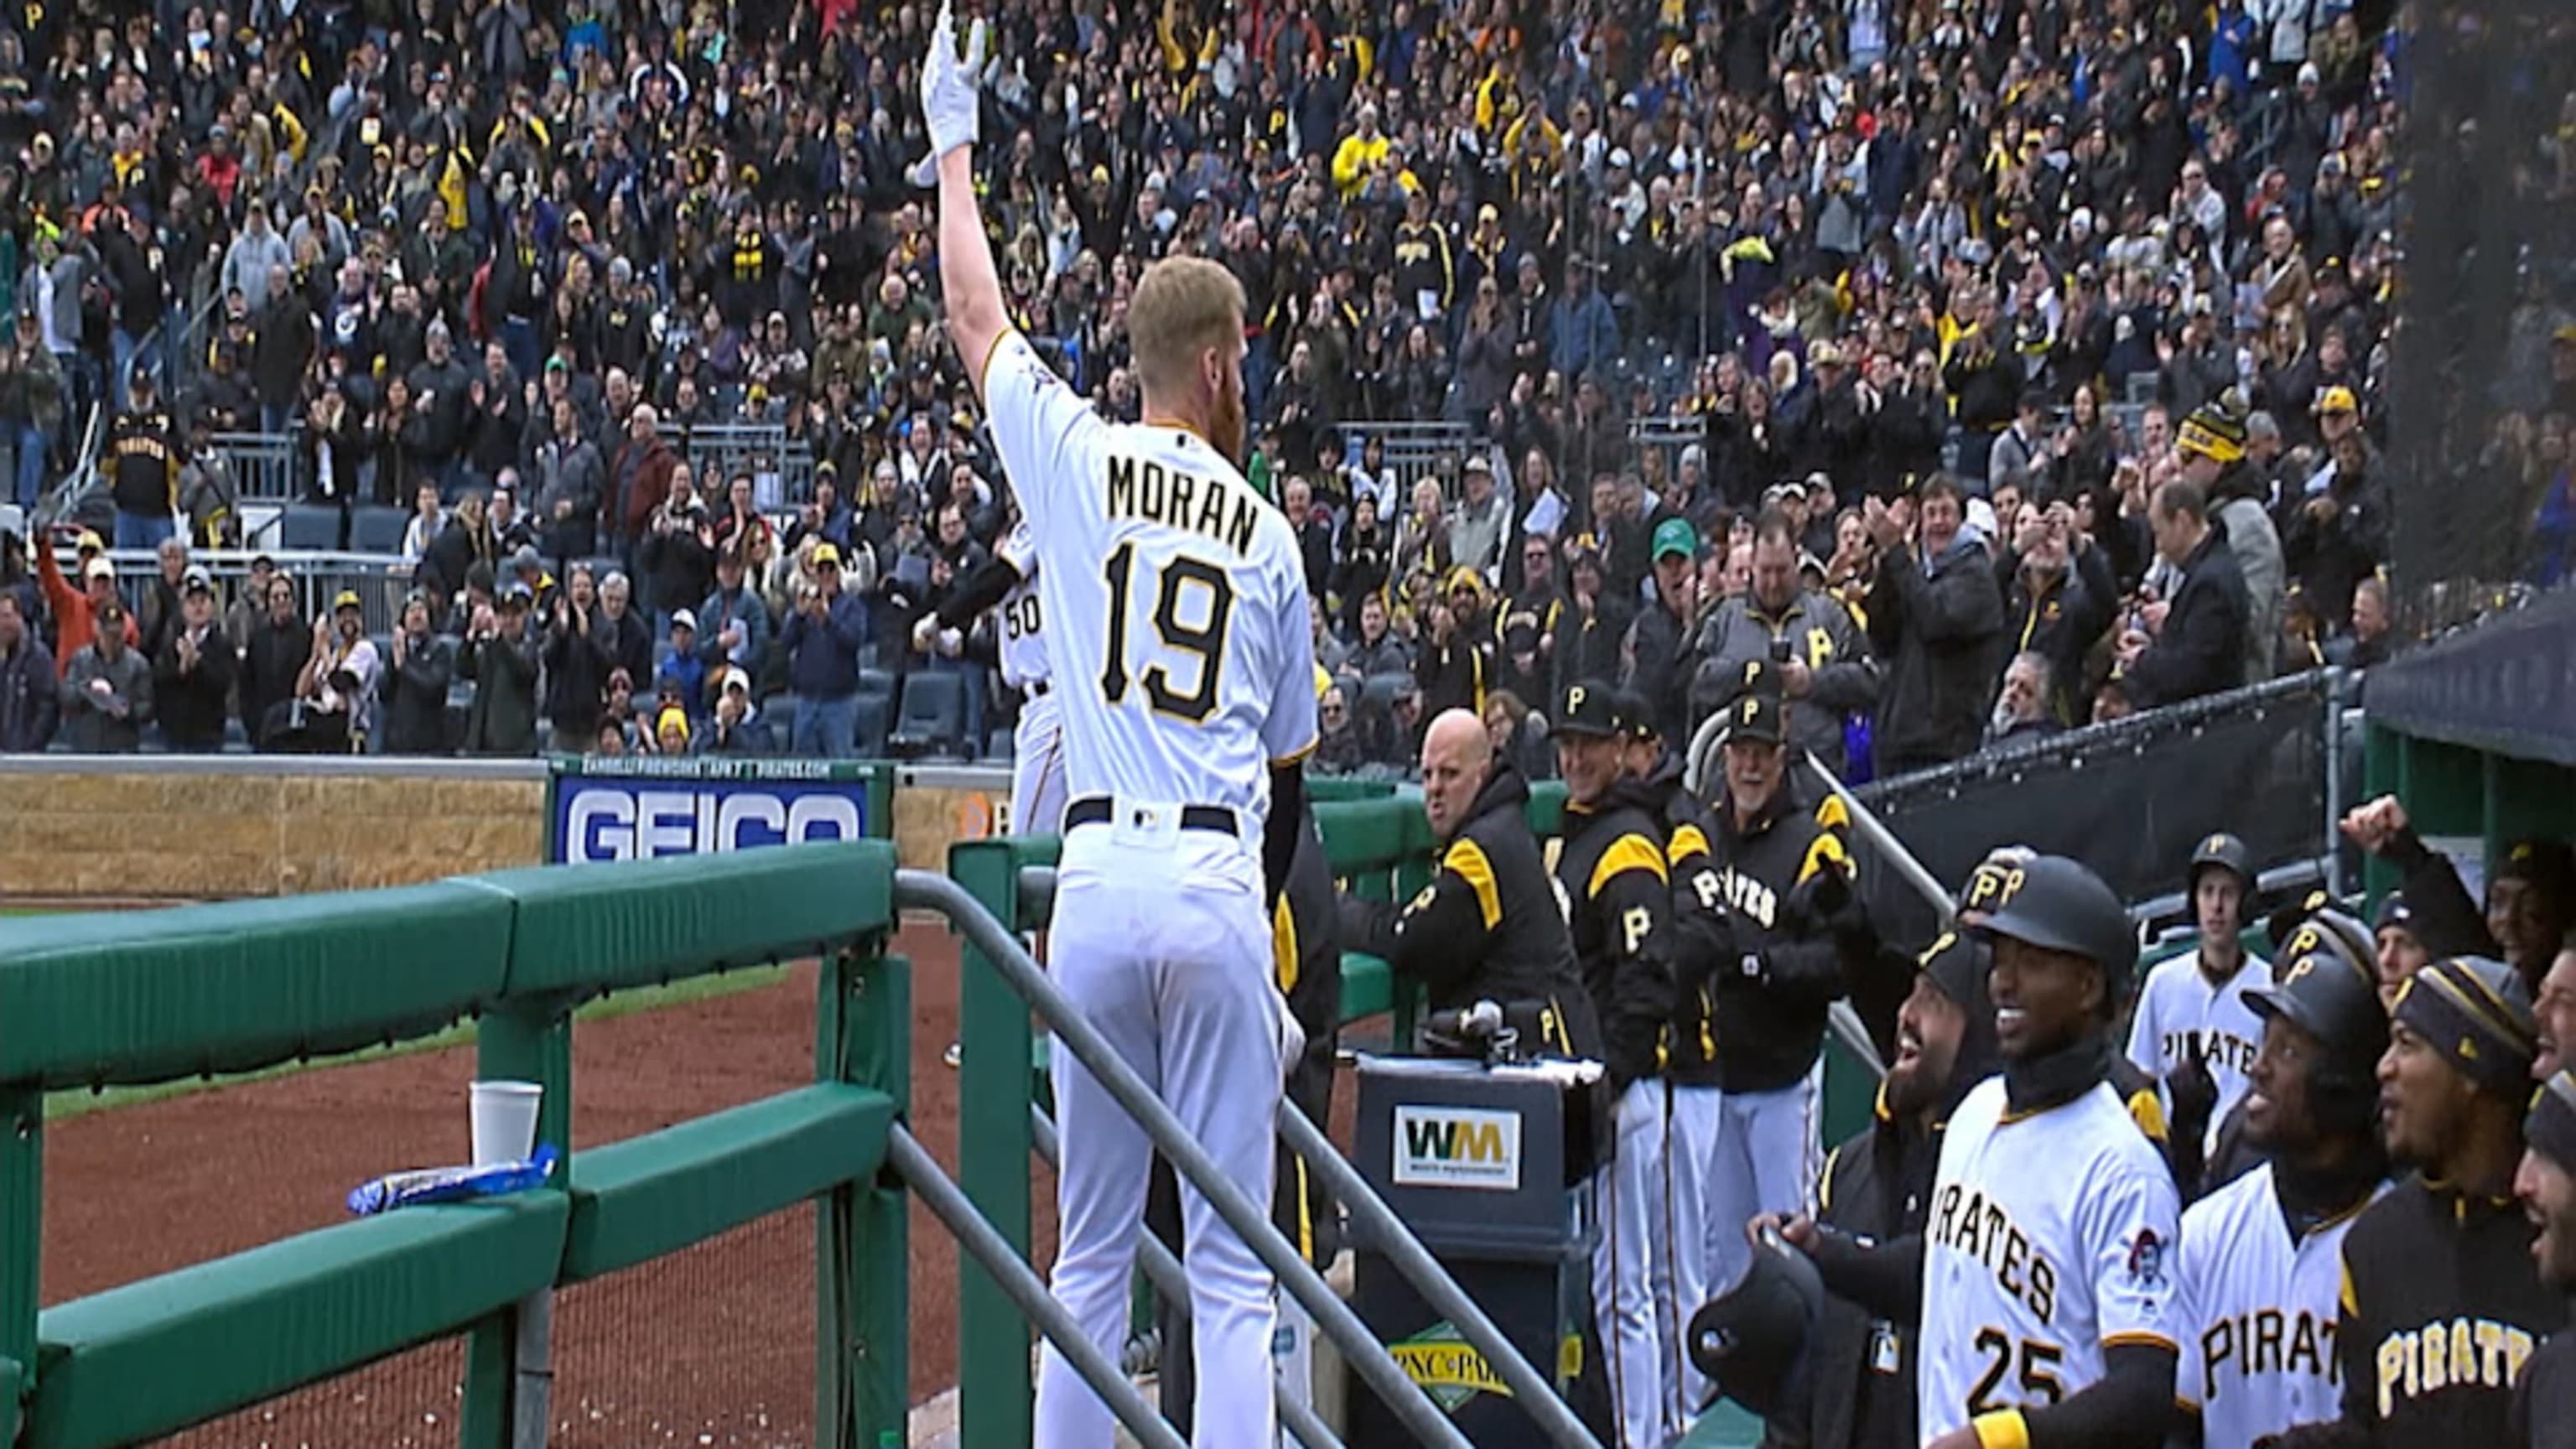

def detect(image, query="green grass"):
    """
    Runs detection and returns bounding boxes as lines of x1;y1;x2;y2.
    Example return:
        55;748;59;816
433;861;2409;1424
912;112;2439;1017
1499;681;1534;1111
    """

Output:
42;963;797;1122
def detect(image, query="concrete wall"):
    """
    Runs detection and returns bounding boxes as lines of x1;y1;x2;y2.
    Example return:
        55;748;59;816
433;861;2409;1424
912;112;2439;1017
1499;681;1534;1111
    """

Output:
0;760;547;901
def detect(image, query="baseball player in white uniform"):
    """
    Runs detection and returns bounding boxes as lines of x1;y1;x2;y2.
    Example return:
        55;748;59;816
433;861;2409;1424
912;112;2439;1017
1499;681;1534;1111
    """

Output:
2173;926;2391;1449
1915;855;2181;1449
916;515;1067;834
2127;833;2271;1155
923;12;1318;1446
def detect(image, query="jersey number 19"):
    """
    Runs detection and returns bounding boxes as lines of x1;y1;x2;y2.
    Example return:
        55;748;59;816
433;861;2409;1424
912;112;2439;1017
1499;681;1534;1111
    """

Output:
1100;540;1234;723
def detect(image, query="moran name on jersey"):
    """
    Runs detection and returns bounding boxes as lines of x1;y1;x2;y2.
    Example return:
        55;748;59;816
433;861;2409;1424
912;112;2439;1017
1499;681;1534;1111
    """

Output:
2371;1317;2536;1419
1929;1181;2061;1325
1108;454;1264;556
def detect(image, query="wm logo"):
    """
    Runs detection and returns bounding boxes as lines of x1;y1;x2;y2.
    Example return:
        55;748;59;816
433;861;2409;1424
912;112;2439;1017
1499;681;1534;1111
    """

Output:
1405;1117;1506;1163
1392;1106;1521;1190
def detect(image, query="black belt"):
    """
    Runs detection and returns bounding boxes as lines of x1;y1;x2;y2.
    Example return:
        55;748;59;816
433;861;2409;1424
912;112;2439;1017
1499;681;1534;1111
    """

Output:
1063;797;1236;834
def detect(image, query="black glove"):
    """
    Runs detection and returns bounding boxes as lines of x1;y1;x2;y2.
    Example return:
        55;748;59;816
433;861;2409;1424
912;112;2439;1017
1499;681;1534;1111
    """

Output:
2168;1037;2220;1142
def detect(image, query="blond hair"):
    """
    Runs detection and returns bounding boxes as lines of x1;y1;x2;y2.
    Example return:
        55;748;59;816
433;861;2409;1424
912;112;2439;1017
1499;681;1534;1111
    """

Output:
1127;257;1245;396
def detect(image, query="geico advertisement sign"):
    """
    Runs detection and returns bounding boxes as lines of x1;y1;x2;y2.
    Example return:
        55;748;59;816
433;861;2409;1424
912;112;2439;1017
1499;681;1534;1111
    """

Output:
560;784;865;860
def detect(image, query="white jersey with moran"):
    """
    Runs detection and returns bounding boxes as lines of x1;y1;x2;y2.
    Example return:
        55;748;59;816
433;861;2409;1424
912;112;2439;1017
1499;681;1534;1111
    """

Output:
979;331;1316;824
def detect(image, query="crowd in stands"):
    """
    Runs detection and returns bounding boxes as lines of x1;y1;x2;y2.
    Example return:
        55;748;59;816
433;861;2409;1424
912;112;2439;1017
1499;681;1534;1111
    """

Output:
0;0;2503;763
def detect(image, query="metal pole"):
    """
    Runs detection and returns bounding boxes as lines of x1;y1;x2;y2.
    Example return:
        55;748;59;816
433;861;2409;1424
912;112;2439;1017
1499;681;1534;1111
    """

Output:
1031;1109;1348;1449
1802;752;1958;928
894;870;1483;1449
887;1127;1189;1449
1270;1103;1603;1449
2322;668;2348;900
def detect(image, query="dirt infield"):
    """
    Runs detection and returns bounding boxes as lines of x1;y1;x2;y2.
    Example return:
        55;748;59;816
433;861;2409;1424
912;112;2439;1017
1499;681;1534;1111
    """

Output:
39;920;1026;1446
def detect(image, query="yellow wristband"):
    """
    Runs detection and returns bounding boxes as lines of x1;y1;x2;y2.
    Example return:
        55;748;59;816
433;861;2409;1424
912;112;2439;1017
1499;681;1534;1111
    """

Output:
1971;1408;2032;1449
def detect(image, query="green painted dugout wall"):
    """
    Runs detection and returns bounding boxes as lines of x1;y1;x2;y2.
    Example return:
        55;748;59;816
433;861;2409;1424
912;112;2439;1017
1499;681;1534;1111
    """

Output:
0;839;908;1449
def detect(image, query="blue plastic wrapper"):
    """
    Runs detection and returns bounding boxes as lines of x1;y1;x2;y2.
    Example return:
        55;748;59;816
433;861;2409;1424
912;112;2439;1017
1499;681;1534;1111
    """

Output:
347;1145;559;1216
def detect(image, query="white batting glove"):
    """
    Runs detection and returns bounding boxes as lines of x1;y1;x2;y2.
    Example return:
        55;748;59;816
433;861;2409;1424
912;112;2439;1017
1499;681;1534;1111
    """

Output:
907;2;988;188
1270;987;1306;1088
911;614;941;655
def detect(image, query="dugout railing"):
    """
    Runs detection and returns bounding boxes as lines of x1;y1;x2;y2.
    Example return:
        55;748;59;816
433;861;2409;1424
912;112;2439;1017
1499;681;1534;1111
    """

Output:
0;839;913;1447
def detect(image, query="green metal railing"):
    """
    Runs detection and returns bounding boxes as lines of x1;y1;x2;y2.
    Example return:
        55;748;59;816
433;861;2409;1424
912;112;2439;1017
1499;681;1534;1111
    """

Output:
0;839;908;1447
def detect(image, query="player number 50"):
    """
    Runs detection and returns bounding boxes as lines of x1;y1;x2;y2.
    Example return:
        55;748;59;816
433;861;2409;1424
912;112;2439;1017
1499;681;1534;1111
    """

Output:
1966;1327;2064;1415
1101;541;1233;723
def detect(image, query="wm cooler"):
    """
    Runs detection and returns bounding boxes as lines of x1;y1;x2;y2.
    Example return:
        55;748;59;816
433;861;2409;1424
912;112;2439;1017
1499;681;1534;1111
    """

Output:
1347;1054;1601;1446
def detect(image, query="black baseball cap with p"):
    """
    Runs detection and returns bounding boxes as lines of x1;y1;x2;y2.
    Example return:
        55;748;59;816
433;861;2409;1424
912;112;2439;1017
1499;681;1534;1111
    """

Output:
1557;679;1625;738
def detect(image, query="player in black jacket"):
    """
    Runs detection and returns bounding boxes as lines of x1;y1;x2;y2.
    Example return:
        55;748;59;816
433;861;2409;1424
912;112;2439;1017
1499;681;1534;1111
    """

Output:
1618;686;1737;1431
1337;708;1602;1062
104;368;180;546
1757;930;2002;1449
2270;956;2565;1448
1553;679;1680;1449
1702;660;1878;1302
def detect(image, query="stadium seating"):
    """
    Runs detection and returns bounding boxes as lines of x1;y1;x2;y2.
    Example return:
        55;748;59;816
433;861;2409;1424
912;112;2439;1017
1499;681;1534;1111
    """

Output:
277;505;343;551
349;506;409;554
887;671;963;758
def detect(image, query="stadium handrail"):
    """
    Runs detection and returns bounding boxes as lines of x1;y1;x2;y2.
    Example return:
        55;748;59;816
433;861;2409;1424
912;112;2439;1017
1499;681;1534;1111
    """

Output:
0;839;909;1448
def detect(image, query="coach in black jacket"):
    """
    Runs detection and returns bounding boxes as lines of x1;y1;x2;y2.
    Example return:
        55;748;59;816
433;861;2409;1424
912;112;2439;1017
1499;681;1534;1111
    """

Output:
2119;478;2248;709
1338;707;1602;1061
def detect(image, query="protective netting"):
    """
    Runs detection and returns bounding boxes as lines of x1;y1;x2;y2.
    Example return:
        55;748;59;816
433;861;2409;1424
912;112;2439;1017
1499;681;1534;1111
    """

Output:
548;1202;818;1449
165;1334;466;1448
2388;0;2576;613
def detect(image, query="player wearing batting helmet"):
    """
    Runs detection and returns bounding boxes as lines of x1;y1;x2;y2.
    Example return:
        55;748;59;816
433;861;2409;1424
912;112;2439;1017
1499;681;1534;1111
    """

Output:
2267;957;2566;1448
2171;927;2391;1448
1917;854;2182;1449
2127;834;2269;1171
1749;928;2004;1449
2508;1071;2576;1446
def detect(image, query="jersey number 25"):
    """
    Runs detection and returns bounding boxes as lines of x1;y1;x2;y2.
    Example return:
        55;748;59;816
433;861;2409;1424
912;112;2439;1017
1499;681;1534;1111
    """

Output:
1101;541;1233;723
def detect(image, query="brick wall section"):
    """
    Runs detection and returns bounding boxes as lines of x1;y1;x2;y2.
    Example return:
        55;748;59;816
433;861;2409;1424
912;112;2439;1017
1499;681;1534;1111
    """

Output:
0;772;546;901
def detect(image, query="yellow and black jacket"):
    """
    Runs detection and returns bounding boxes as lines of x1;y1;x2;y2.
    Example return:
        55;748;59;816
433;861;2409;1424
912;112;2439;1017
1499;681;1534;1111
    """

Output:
1553;777;1676;1091
104;407;179;516
1707;780;1859;1093
1342;761;1600;1063
1633;752;1732;1088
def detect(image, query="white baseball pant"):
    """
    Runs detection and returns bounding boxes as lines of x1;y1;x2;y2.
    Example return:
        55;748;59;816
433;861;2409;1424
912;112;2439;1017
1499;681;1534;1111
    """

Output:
1011;688;1068;836
1657;1081;1724;1436
1035;810;1281;1449
1592;1076;1669;1449
1700;1063;1824;1301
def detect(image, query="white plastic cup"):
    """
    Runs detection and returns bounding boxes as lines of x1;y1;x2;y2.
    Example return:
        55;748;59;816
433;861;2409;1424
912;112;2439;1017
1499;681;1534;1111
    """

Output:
470;1080;544;1166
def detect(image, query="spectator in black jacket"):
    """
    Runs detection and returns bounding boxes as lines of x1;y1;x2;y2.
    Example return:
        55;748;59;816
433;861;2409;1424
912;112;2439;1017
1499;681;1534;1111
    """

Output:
592;571;655;690
1999;501;2121;727
542;564;610;751
1284;475;1334;600
240;572;309;738
2282;426;2389;626
1415;567;1496;723
460;584;543;756
1862;477;2005;773
0;593;60;750
379;592;457;756
1551;545;1630;704
2118;478;2250;709
420;489;500;617
152;569;236;750
1623;517;1704;750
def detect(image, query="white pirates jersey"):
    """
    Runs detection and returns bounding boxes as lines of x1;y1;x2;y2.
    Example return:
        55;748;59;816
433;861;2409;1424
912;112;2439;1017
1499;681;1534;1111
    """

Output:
994;521;1051;692
981;332;1317;832
2126;951;2272;1153
2176;1163;2387;1449
1918;1076;2184;1441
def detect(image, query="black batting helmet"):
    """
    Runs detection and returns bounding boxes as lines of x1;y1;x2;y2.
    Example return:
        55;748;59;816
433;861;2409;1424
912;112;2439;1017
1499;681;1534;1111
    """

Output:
1687;1241;1825;1419
2189;832;2252;891
1962;854;2139;1002
2247;944;2388;1130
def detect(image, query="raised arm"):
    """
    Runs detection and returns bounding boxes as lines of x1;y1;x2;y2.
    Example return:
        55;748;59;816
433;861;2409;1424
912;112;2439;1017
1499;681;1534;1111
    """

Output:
922;6;1008;407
